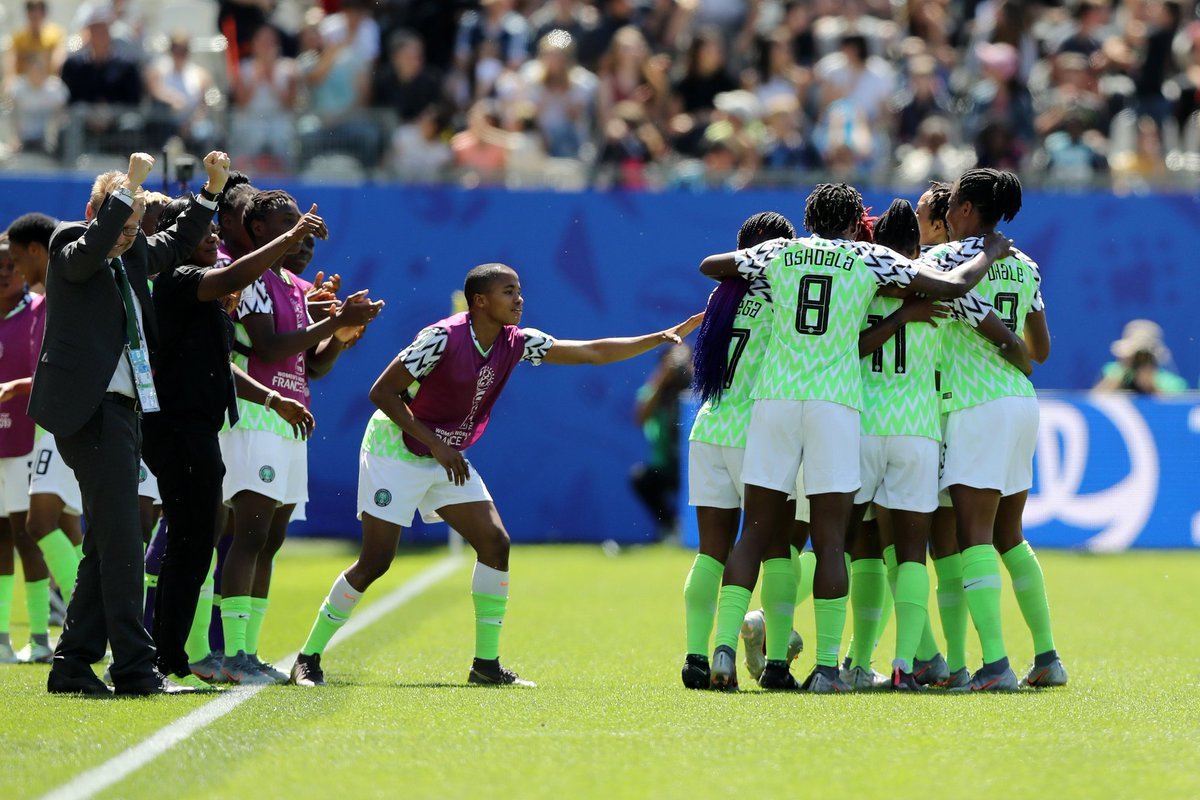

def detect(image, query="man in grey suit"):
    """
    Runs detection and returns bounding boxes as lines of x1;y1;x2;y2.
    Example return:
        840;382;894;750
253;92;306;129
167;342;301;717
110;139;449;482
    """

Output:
32;151;229;696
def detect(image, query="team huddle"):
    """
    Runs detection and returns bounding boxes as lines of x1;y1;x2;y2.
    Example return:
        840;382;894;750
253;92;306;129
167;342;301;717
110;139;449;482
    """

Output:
0;150;1061;695
683;172;1064;692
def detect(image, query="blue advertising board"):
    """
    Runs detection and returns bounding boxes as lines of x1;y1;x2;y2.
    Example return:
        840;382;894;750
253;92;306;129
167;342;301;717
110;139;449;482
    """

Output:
0;178;1196;543
678;393;1200;550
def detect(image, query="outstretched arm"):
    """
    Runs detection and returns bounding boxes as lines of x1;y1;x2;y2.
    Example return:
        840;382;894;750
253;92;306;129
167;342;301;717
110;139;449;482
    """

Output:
242;289;383;363
368;359;471;486
197;205;327;302
906;232;1012;299
541;313;703;365
858;297;947;358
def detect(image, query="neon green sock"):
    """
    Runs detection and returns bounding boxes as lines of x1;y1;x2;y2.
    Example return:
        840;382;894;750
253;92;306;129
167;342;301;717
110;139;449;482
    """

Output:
185;555;216;663
472;592;507;660
961;545;1006;664
25;579;50;636
220;595;252;655
849;558;886;669
933;554;968;672
36;530;79;603
761;558;796;661
683;554;723;656
301;601;350;656
893;562;930;672
1001;541;1056;656
0;574;13;635
813;596;848;667
713;584;752;651
916;610;940;662
793;549;816;606
877;545;898;651
245;597;269;657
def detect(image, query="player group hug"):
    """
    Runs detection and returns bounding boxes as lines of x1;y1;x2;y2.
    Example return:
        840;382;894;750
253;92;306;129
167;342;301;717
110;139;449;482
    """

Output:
0;150;1060;696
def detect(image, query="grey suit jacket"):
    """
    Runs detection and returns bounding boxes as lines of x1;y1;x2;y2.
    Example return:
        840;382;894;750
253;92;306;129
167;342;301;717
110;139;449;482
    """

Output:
29;192;215;437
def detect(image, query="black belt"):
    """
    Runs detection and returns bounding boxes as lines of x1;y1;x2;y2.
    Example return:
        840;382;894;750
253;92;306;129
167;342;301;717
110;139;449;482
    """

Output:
104;392;140;412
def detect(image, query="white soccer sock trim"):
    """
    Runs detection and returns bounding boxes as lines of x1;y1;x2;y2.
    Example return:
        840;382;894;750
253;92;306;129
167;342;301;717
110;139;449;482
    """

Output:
327;572;364;617
471;562;509;598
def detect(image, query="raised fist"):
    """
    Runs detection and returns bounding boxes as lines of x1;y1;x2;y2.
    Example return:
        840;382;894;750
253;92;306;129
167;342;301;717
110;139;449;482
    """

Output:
202;151;232;194
126;152;155;188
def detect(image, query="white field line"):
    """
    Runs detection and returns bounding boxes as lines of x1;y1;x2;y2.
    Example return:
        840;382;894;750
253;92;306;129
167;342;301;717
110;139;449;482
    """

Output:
40;554;464;800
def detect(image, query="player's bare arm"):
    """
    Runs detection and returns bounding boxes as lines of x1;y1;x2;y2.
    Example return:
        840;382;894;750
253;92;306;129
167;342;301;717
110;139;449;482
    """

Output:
857;297;947;358
231;363;316;440
974;312;1034;377
243;288;382;365
368;358;469;486
1024;310;1051;364
198;205;327;302
541;313;704;365
908;232;1013;299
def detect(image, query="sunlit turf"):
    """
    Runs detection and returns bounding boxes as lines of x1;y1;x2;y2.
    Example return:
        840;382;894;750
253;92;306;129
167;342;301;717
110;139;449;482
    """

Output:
3;542;1198;799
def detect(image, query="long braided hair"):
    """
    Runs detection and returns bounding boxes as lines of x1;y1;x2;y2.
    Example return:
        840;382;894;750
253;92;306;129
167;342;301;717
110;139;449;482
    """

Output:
872;198;921;258
691;211;795;405
952;168;1022;227
803;183;864;239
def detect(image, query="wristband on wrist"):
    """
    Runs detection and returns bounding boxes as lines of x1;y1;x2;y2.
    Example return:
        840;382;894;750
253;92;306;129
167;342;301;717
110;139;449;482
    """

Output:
199;186;220;201
264;390;279;410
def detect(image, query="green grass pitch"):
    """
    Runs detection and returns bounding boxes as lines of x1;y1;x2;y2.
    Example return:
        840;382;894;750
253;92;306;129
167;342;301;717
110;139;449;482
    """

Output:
2;540;1199;799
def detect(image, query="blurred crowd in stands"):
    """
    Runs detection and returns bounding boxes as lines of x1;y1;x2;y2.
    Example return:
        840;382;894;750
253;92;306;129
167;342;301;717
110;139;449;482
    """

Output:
2;0;1200;189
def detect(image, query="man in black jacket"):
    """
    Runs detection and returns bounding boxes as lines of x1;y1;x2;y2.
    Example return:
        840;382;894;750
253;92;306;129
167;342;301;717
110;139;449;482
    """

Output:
31;151;226;696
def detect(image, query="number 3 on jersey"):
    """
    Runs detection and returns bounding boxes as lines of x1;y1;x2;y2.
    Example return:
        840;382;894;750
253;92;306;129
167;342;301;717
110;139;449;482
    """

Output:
795;275;832;335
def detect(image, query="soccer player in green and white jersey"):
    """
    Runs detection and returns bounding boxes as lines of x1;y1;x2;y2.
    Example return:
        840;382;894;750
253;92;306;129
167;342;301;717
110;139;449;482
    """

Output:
924;169;1064;691
699;183;1012;692
683;211;808;690
854;199;1032;690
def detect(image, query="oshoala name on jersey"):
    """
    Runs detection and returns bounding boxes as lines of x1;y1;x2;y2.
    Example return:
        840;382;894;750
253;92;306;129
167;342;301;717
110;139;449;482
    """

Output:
987;261;1026;283
736;298;765;318
783;248;855;271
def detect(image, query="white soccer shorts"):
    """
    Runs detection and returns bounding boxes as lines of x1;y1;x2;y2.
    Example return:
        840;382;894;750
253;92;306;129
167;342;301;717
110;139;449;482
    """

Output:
0;452;31;516
940;396;1039;496
794;469;875;523
29;433;82;516
687;441;745;509
137;459;161;504
744;399;861;496
854;435;940;513
357;450;492;528
220;427;309;507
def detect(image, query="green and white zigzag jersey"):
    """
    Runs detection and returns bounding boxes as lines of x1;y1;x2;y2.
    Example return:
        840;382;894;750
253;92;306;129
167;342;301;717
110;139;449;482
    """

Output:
735;236;919;410
860;284;994;438
362;409;426;462
859;295;940;439
924;237;1043;413
689;278;773;448
227;320;293;438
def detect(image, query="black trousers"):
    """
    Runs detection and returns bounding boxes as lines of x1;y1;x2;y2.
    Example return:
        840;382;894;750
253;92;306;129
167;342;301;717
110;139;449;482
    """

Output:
141;418;225;676
53;399;157;688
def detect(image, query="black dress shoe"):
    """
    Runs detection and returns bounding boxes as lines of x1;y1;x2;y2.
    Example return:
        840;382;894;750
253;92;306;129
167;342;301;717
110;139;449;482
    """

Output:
47;669;113;697
114;671;197;696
